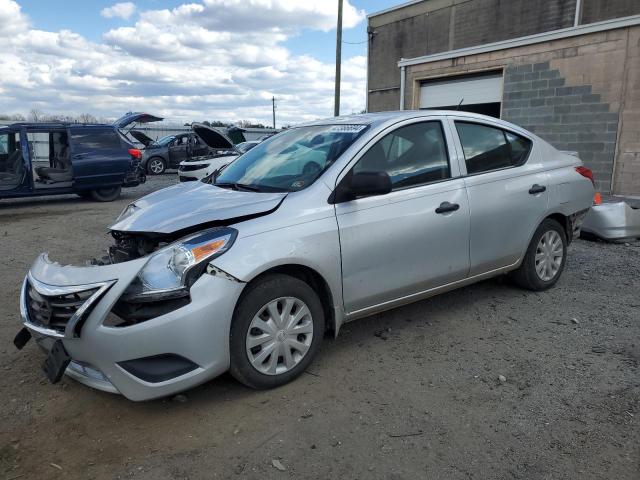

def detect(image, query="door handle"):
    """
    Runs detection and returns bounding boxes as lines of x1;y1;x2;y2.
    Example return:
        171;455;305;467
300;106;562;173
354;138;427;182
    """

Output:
435;201;460;214
529;184;546;194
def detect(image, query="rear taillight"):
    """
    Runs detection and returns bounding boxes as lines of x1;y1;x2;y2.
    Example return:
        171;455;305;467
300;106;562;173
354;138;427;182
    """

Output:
128;148;142;159
575;166;594;186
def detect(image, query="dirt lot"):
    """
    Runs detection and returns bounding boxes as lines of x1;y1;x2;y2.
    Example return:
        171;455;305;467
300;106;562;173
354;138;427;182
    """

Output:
1;175;638;480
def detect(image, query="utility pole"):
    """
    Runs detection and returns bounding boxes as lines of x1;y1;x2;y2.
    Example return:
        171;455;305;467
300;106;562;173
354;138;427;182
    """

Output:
334;0;343;117
272;96;276;129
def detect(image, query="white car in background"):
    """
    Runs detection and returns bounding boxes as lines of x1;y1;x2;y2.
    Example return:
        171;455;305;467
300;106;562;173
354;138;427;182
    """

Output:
177;139;267;182
175;123;238;182
178;154;238;182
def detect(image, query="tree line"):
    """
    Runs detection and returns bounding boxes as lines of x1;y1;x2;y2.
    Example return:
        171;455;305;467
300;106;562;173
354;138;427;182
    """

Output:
0;110;108;124
0;110;274;128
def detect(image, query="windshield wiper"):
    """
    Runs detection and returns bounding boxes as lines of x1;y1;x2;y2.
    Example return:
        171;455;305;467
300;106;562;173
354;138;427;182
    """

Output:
214;182;261;192
214;182;238;190
234;183;261;192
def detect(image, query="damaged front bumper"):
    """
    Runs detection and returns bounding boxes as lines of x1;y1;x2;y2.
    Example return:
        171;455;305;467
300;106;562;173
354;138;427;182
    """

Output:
17;254;245;401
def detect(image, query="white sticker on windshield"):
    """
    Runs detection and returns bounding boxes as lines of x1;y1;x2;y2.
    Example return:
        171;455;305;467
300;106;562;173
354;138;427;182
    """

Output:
328;124;367;133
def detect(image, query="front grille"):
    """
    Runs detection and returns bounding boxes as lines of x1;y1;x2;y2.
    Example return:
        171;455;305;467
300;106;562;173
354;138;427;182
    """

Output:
179;164;207;172
26;281;98;335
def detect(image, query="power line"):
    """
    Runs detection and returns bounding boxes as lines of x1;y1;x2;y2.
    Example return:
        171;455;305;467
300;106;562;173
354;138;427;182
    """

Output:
342;39;367;44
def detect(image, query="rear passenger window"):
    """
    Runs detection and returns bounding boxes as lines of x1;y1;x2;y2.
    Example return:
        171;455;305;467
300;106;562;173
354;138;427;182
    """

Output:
505;131;531;165
353;121;450;190
455;122;531;174
71;129;122;152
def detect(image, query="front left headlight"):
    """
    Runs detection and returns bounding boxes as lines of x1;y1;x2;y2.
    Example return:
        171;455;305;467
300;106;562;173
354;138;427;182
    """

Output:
128;227;237;300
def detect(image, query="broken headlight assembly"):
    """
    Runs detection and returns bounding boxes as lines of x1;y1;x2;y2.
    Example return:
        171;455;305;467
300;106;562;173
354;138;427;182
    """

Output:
124;227;237;302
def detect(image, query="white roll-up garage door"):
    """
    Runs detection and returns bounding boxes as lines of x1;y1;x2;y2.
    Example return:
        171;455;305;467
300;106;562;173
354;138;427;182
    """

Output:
420;72;503;109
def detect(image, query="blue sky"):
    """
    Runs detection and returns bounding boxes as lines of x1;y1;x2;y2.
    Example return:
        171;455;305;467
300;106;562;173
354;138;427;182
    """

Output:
18;0;396;61
0;0;400;124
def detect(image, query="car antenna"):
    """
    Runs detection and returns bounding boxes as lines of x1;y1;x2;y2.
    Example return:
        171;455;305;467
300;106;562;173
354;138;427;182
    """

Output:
456;98;464;111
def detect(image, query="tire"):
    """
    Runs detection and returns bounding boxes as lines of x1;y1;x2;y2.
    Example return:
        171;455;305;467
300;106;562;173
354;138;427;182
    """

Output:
229;274;325;389
89;186;121;202
510;218;567;291
146;157;166;175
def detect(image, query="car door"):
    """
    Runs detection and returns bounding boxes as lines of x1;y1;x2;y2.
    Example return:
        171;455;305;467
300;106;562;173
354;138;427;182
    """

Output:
70;127;129;188
191;134;208;157
168;136;188;167
0;128;30;195
447;117;549;276
334;119;470;315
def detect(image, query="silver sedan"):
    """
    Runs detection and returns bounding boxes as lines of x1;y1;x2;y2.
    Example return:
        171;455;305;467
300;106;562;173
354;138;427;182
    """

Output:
15;111;594;400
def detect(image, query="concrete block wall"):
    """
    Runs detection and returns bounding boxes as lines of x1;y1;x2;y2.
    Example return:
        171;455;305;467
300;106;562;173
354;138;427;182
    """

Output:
501;61;619;192
452;0;575;50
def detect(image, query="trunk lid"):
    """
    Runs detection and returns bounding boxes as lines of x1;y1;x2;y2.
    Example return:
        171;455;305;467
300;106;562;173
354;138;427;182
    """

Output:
129;130;155;147
113;112;164;129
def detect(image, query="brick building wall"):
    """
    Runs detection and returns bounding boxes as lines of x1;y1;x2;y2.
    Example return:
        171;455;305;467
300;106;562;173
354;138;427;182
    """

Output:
613;26;640;194
367;0;640;111
400;26;640;194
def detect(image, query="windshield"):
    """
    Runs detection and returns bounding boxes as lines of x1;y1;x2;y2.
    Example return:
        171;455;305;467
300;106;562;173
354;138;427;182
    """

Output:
215;124;367;192
154;135;175;146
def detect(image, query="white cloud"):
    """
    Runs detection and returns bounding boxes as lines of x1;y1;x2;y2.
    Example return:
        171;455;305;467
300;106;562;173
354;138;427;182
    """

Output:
0;0;29;35
101;2;136;20
0;0;368;125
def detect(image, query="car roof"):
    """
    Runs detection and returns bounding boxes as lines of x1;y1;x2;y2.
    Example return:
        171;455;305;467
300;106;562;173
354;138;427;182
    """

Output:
297;110;524;132
5;122;113;130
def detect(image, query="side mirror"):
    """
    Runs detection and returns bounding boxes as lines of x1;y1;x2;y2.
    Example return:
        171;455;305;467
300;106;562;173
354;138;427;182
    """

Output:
331;171;392;203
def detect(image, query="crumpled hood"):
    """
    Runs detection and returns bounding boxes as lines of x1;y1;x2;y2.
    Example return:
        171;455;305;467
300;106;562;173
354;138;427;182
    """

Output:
110;182;287;235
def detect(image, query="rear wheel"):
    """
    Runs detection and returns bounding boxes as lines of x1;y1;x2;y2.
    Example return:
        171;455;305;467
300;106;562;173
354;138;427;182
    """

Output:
89;186;121;202
229;274;324;389
510;218;567;291
147;157;166;175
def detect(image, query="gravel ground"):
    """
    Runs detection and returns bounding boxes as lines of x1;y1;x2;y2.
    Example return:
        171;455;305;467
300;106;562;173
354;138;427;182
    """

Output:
1;175;638;480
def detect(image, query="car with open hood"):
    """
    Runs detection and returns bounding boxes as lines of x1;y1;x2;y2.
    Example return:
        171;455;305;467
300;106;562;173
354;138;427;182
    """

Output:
138;124;236;175
14;111;594;401
176;136;264;183
0;112;157;201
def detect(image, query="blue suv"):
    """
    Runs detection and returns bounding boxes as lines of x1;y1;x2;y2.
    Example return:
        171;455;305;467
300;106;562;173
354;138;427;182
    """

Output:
0;112;161;202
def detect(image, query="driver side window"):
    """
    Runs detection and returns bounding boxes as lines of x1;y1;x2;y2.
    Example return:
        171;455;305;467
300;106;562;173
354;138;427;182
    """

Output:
353;121;450;190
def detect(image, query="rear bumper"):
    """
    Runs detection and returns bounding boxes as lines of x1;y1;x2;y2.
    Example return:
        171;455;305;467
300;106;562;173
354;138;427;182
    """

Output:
20;254;245;401
582;202;640;240
123;162;146;187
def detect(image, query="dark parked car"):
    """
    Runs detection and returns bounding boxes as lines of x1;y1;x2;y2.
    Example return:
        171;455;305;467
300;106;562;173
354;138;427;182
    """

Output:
133;125;236;175
0;112;153;202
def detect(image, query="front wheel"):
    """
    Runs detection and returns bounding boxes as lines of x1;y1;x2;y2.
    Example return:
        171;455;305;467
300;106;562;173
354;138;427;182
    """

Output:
510;218;567;291
89;186;121;202
229;274;324;389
